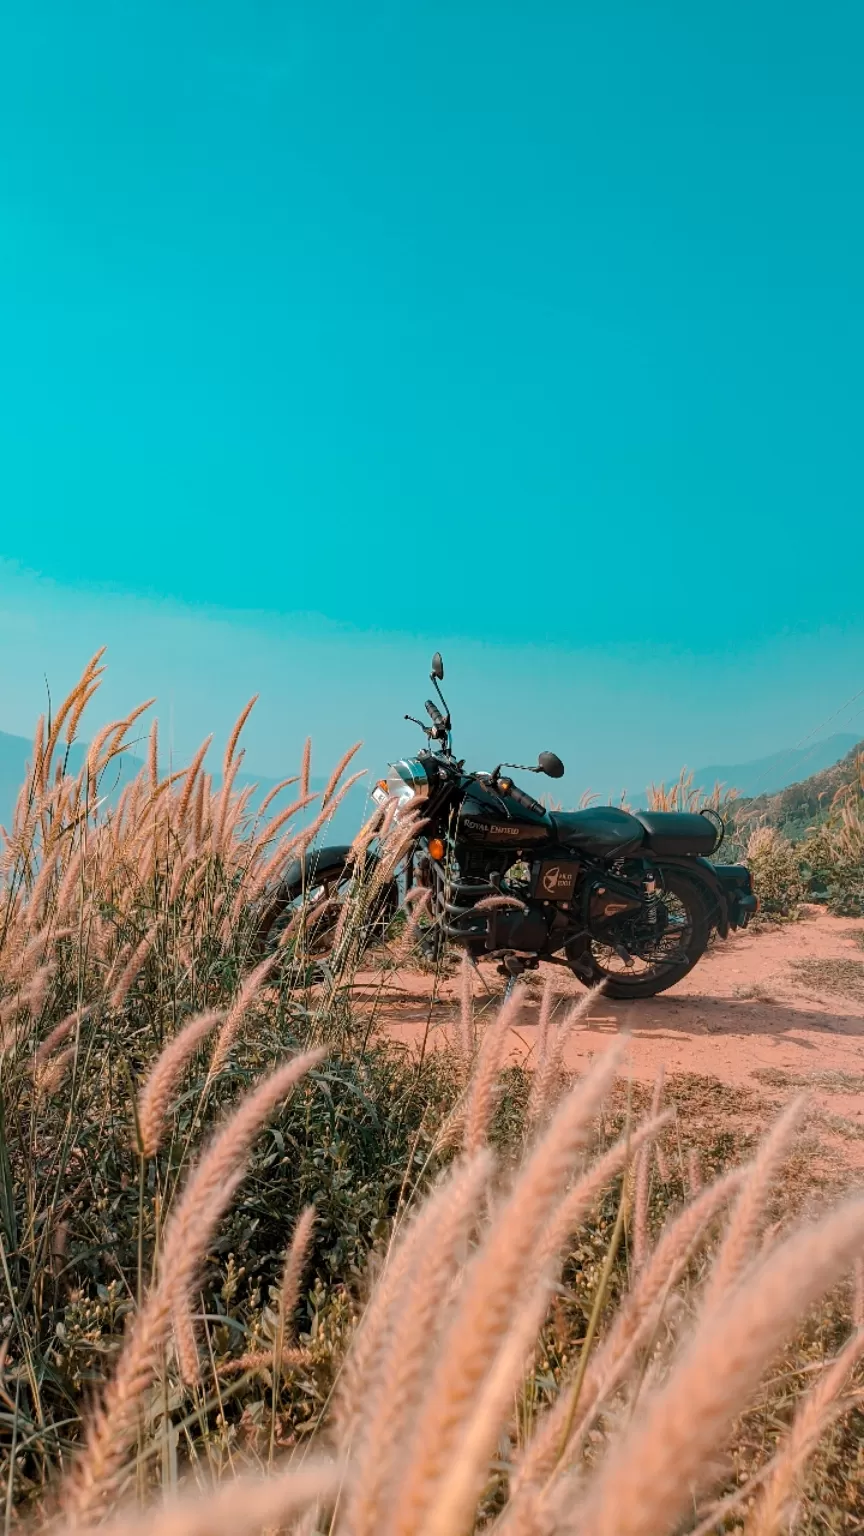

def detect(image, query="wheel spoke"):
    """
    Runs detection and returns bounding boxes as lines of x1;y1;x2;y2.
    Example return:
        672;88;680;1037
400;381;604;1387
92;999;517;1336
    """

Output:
590;890;694;980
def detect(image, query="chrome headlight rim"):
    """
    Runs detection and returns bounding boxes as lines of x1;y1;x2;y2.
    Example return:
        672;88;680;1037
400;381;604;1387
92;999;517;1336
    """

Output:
387;758;432;803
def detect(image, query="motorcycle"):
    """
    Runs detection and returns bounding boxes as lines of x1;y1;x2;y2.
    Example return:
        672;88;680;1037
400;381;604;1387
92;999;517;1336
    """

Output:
257;654;758;998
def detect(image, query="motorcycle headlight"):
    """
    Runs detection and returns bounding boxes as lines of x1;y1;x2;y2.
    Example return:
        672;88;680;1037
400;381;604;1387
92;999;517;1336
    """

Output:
387;758;433;805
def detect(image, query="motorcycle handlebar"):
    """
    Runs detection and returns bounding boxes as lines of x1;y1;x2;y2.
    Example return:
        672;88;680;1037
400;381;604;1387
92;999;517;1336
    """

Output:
425;699;445;726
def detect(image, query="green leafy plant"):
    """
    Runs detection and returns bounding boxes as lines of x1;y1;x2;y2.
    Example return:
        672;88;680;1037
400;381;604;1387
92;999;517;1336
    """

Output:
744;826;803;918
800;808;864;917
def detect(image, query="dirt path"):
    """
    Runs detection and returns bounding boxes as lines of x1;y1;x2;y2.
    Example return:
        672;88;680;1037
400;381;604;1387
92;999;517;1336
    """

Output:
354;906;864;1165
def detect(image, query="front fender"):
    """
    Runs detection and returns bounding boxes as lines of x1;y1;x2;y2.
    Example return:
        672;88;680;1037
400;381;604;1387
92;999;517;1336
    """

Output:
279;844;356;892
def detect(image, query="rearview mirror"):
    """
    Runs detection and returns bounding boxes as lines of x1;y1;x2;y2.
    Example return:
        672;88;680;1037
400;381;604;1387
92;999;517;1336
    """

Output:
431;652;444;680
537;751;564;779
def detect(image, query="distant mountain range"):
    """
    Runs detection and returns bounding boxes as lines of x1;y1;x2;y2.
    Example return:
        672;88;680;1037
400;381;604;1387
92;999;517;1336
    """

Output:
2;726;860;842
0;729;369;841
689;733;861;801
737;736;864;841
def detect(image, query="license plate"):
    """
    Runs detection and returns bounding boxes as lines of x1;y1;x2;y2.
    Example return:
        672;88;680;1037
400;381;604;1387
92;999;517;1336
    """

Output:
372;785;389;806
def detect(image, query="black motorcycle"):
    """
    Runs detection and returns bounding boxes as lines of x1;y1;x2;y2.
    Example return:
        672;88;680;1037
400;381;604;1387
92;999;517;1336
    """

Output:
258;654;757;998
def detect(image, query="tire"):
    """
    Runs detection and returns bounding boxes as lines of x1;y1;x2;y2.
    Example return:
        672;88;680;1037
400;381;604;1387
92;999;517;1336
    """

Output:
565;868;712;1000
254;853;399;960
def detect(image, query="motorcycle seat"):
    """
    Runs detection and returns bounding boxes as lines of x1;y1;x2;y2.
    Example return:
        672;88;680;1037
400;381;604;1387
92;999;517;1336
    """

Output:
636;811;719;856
550;807;645;857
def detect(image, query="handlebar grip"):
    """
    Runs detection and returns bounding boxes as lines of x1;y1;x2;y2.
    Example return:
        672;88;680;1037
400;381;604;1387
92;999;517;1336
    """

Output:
425;699;445;726
506;782;545;815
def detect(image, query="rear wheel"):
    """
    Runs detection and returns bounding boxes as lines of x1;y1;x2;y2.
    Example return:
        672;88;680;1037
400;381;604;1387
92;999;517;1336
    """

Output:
565;869;712;1000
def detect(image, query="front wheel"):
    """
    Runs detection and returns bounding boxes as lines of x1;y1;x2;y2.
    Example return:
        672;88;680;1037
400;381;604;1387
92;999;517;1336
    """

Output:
254;855;399;960
565;868;712;1000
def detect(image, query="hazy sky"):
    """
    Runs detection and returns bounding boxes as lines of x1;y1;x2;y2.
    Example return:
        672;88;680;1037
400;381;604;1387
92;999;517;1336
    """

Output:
1;3;863;800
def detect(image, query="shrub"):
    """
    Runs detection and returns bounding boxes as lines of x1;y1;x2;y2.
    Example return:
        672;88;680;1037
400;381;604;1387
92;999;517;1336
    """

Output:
745;826;803;917
46;1019;864;1536
0;655;454;1511
800;813;864;917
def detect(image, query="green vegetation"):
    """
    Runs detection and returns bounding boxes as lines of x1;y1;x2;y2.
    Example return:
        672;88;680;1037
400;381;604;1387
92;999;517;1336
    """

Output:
741;739;864;842
643;741;864;918
716;742;864;919
1;660;863;1532
742;826;804;917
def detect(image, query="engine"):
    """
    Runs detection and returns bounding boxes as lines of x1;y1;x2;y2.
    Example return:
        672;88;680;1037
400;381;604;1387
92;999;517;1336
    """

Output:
441;896;554;957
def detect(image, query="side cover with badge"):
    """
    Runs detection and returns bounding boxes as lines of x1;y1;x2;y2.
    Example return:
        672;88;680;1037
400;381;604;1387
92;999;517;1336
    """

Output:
533;860;579;901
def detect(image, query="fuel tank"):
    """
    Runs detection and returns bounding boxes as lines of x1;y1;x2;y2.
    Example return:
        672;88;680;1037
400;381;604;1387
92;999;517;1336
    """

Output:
458;777;551;851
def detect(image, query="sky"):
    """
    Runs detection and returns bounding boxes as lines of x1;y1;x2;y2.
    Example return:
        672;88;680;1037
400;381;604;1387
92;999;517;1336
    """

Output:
1;2;863;803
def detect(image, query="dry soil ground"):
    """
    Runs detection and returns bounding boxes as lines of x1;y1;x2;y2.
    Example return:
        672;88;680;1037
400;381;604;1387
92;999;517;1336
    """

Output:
354;905;864;1170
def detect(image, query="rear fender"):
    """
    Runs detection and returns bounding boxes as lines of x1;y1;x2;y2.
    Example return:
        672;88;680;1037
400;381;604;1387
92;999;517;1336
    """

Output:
652;855;731;937
711;863;759;929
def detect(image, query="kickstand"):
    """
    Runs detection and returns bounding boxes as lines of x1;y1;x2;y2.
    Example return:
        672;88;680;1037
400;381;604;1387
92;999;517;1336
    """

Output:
499;954;528;1002
470;954;495;998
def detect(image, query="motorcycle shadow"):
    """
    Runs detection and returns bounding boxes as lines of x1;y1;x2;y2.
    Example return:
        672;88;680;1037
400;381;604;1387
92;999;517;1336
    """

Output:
371;986;862;1057
607;991;862;1044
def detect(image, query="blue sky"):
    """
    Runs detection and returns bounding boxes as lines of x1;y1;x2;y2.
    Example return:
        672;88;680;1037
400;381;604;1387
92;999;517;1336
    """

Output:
1;3;863;800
